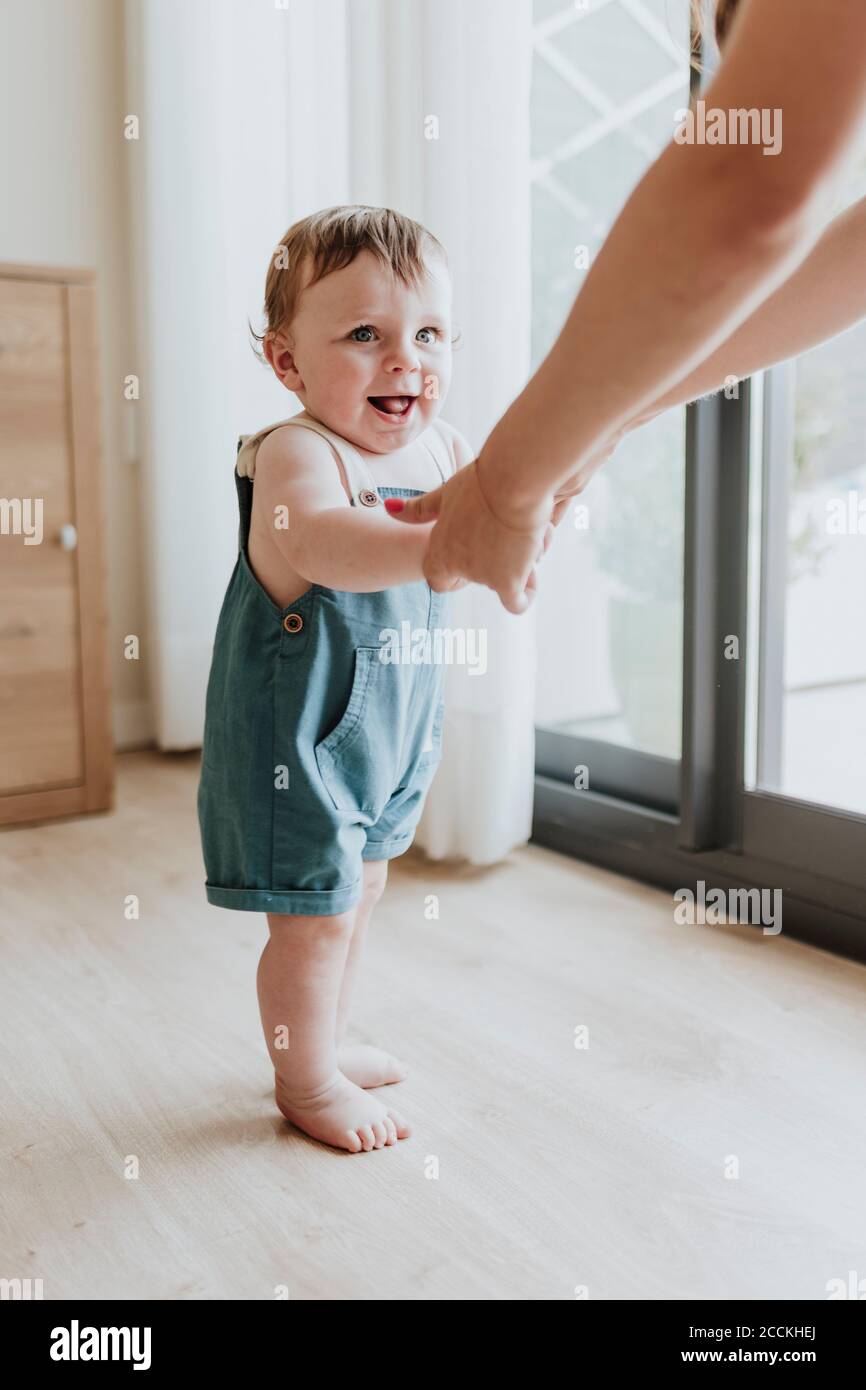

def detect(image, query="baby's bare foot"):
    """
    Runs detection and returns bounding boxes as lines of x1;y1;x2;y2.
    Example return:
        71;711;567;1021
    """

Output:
275;1071;411;1153
338;1043;408;1088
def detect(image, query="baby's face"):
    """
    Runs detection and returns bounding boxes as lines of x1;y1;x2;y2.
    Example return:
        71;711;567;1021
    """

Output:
273;249;453;453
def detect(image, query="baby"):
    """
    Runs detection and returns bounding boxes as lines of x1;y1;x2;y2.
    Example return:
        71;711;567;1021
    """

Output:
196;205;473;1154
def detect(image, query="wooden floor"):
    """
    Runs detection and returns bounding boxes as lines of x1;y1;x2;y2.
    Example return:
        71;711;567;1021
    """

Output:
2;749;865;1301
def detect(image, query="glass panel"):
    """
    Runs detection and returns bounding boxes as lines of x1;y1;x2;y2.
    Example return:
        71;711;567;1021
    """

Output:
531;0;691;760
746;156;866;819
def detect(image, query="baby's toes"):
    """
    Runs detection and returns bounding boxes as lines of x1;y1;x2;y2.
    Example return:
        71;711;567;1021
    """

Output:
387;1109;411;1139
370;1120;389;1148
384;1054;408;1082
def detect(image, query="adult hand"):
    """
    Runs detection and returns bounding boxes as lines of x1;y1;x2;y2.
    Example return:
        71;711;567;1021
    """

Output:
549;426;628;527
384;457;554;615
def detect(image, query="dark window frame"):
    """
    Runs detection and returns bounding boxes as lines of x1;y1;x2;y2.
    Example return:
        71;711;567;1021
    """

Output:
533;372;866;962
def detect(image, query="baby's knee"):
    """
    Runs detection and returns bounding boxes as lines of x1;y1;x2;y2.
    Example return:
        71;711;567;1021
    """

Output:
361;858;389;905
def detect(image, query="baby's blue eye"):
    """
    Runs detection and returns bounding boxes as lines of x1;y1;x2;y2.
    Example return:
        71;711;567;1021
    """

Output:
417;327;440;344
349;325;376;342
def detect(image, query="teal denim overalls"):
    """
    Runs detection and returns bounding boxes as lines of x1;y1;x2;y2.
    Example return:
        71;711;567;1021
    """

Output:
196;412;454;916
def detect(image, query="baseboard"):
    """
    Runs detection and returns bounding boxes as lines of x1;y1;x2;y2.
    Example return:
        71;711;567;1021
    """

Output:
113;697;155;751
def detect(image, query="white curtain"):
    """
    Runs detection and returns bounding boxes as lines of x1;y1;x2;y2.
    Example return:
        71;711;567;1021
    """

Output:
126;0;535;863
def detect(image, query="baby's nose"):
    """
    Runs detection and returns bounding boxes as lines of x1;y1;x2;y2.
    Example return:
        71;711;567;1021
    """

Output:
385;339;422;369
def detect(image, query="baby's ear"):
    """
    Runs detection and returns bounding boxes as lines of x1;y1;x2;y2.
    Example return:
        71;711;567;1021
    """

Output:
267;330;301;386
450;323;464;351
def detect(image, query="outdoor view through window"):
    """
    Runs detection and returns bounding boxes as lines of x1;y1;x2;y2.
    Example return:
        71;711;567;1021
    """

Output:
531;0;690;762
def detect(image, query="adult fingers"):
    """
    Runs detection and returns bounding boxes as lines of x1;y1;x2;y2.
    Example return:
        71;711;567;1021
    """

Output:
383;487;443;523
498;569;537;615
422;544;464;595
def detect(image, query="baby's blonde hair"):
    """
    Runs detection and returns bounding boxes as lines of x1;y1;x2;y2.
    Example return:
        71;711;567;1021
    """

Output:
250;204;450;363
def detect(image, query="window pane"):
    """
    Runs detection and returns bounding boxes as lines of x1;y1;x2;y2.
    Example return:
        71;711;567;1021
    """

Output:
531;0;691;759
748;158;866;818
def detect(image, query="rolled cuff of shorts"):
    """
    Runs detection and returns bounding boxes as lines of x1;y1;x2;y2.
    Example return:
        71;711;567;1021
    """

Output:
204;880;363;915
361;832;415;861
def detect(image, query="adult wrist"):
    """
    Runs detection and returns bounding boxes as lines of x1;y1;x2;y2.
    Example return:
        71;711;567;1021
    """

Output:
475;447;550;533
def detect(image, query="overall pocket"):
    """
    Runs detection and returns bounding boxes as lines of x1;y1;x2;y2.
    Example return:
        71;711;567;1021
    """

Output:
314;647;399;817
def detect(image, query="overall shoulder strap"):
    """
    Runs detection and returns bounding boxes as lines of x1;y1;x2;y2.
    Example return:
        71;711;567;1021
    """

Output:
419;419;458;485
235;416;296;477
236;412;378;506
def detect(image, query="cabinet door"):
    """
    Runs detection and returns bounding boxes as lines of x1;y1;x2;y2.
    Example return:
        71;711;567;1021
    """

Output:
0;265;111;817
0;277;84;794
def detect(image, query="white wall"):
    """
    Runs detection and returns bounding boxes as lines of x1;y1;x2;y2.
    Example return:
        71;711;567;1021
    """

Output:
0;0;151;748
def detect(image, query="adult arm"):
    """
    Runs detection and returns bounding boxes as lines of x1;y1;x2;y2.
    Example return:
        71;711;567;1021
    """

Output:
628;190;866;427
484;0;866;510
548;189;866;518
390;0;866;611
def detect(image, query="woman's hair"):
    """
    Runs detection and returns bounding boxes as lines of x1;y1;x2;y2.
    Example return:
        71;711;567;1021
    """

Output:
249;204;449;363
689;0;742;70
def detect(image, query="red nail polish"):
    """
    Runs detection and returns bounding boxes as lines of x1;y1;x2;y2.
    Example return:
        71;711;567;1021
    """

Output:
384;497;404;514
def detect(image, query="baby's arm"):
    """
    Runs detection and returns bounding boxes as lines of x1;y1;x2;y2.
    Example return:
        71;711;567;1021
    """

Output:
253;424;435;592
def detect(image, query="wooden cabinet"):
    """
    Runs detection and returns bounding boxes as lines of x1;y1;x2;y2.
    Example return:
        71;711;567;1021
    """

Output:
0;263;113;825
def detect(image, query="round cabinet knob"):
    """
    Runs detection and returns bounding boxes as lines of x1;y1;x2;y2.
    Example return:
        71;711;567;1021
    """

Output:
58;523;78;551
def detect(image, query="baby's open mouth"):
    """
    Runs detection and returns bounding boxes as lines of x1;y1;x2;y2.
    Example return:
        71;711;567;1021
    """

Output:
367;395;416;419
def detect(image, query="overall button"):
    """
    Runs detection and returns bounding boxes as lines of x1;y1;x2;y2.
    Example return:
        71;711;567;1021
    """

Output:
358;488;380;507
282;612;304;633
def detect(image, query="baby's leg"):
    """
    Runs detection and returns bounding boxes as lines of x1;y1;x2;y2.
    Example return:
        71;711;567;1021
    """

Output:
336;859;409;1089
258;906;410;1153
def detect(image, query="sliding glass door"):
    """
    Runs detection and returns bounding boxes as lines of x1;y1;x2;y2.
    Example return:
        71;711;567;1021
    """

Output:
530;2;866;957
531;0;691;813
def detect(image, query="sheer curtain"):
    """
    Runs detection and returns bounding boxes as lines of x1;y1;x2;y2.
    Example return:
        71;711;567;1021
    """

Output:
125;0;535;863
